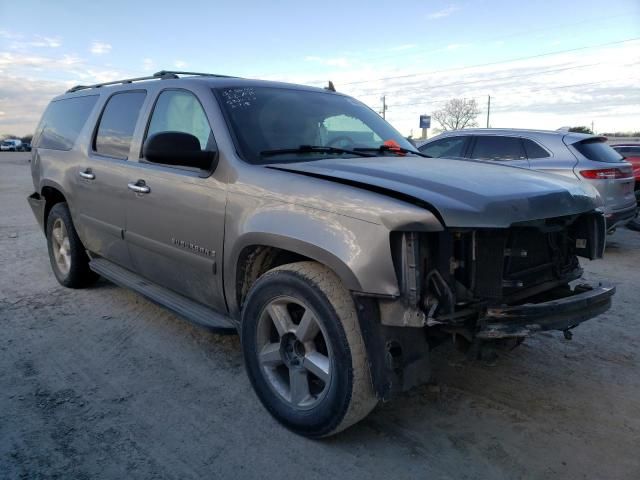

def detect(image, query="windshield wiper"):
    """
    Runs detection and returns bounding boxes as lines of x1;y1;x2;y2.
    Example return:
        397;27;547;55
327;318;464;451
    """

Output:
260;145;375;158
354;145;431;157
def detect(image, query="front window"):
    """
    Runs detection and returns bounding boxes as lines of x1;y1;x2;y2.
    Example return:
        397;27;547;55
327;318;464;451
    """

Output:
419;136;467;158
215;86;417;164
146;89;214;151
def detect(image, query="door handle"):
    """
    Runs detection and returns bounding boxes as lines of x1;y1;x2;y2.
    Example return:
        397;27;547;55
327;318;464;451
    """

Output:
78;169;95;180
128;180;150;194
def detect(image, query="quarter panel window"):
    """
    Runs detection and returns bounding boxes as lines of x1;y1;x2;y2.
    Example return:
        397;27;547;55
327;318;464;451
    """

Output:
146;90;213;150
419;137;467;158
522;139;550;159
471;136;526;161
33;95;99;151
94;91;146;159
573;139;623;163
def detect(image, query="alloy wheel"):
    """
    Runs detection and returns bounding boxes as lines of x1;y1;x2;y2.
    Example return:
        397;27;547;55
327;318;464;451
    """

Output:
256;296;332;410
51;218;71;276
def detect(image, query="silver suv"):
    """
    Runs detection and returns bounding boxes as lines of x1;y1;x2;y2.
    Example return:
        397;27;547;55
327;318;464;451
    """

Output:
418;129;637;231
28;71;615;437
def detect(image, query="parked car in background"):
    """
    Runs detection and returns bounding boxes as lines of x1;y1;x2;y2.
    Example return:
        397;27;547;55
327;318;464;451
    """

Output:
22;142;32;152
419;129;636;231
1;139;23;151
612;144;640;204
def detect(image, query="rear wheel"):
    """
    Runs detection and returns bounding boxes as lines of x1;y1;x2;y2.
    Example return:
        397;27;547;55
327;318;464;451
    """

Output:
241;262;377;437
46;203;98;288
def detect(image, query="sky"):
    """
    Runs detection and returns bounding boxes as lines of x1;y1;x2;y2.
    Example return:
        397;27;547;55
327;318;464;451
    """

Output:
0;0;639;137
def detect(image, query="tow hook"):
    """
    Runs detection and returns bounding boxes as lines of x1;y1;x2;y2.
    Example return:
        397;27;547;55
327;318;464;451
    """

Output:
563;329;573;340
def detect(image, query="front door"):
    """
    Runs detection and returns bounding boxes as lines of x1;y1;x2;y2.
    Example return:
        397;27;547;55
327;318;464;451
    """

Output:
123;88;227;311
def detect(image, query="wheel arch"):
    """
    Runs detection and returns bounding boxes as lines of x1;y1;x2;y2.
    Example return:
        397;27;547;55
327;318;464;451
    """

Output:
40;181;68;231
228;234;363;319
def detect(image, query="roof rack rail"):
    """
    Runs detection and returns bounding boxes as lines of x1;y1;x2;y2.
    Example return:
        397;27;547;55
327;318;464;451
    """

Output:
153;70;235;79
66;70;236;93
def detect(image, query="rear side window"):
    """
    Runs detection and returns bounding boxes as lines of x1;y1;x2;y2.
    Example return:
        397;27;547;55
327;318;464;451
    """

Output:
471;136;526;161
573;139;624;163
33;95;99;150
522;139;550;159
94;91;146;159
419;136;467;158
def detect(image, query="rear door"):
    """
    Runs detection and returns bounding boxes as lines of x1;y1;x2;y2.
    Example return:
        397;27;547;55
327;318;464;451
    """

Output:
72;90;147;269
468;135;530;168
122;88;227;311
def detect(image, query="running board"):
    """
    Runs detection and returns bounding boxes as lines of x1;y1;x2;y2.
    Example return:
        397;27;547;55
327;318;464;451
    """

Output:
90;258;236;332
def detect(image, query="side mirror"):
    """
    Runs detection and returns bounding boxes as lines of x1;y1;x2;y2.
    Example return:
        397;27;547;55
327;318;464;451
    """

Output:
143;131;217;170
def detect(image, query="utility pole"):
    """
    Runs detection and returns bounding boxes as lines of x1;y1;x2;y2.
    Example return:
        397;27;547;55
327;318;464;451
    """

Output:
380;96;387;119
486;95;491;128
591;121;595;134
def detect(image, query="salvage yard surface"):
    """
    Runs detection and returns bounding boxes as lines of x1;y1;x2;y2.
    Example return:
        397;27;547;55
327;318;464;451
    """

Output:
1;152;639;480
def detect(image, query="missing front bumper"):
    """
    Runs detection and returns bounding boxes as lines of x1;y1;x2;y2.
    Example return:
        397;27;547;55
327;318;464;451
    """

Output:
477;283;615;339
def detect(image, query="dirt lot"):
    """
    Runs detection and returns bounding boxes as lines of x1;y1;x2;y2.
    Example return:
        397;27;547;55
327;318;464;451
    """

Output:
1;151;639;479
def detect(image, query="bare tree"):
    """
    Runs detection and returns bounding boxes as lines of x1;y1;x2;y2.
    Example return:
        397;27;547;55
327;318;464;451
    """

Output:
433;98;480;131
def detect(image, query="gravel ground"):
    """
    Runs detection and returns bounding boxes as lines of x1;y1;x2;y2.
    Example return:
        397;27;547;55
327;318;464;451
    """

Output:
1;151;639;479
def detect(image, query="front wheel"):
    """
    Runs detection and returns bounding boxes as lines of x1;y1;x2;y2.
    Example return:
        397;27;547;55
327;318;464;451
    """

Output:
241;262;377;437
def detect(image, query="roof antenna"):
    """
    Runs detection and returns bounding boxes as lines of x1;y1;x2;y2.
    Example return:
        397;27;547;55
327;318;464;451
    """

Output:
325;80;336;92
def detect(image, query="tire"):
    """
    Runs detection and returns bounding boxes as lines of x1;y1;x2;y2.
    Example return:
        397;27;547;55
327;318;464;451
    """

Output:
241;261;377;437
46;202;98;288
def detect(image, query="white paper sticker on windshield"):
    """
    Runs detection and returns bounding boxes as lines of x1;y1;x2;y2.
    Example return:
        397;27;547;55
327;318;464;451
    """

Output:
222;88;257;109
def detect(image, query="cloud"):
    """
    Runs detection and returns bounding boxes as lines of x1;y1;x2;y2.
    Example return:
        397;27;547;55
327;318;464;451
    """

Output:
0;29;22;40
386;44;417;52
0;52;81;69
445;43;469;51
304;56;351;68
90;42;112;55
0;76;64;136
28;36;62;48
427;4;459;20
174;60;188;68
2;31;62;50
142;58;155;71
1;36;638;137
282;40;640;135
0;49;142;135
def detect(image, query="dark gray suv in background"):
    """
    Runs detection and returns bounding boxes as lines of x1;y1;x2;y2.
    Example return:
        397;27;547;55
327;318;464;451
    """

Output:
419;129;637;231
28;71;615;437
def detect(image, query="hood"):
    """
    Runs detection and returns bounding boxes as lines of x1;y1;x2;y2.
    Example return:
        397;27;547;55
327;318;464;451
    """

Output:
268;156;601;228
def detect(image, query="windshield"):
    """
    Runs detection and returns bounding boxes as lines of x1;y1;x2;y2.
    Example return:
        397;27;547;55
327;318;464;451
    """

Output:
214;86;417;164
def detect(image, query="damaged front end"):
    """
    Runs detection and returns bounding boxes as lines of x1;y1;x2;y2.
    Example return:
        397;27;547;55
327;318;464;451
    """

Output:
362;211;614;398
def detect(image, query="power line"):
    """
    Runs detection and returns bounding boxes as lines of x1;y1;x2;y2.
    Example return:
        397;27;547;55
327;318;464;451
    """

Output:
338;37;640;86
275;12;637;83
384;74;638;113
352;62;602;98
